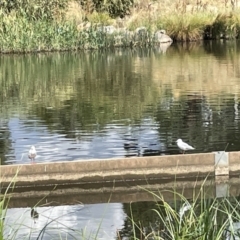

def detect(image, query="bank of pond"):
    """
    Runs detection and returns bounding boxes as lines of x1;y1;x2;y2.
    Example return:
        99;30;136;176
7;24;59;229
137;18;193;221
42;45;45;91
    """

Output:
1;0;240;53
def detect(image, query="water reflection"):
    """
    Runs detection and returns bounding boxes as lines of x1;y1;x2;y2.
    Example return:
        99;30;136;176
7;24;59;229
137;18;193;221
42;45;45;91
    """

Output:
1;41;240;164
4;203;125;240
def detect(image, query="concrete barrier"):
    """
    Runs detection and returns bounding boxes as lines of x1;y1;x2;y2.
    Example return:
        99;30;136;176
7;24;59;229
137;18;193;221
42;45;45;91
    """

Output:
6;178;216;208
5;176;240;209
1;151;240;191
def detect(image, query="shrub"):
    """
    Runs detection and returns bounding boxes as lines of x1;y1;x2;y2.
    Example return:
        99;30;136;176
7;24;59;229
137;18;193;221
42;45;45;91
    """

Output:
78;0;133;18
0;0;68;21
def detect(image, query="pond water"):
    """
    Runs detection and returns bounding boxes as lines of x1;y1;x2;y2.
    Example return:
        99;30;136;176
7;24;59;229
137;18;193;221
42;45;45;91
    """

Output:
4;203;126;240
2;40;240;239
5;201;169;240
1;40;240;164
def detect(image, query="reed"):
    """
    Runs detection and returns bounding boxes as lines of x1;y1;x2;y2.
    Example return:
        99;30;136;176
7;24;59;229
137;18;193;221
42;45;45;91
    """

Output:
0;0;67;21
121;182;240;240
156;12;216;41
211;11;240;39
0;169;19;240
0;200;4;240
0;14;80;53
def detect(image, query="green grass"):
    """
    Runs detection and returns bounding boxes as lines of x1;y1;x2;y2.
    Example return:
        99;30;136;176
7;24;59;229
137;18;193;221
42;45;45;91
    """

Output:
156;12;216;41
0;15;80;53
123;181;240;240
0;169;19;240
0;200;5;240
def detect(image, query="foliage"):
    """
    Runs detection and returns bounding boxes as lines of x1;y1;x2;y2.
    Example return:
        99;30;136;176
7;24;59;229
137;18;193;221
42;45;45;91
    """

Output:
120;183;240;240
0;0;68;21
86;11;114;25
0;170;19;239
0;0;240;51
78;0;133;18
0;200;4;240
210;12;240;39
0;15;80;53
156;12;216;42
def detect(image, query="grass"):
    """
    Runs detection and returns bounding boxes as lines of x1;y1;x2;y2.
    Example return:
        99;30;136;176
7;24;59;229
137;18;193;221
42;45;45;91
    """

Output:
121;181;240;240
156;12;216;41
0;200;5;240
0;14;80;53
0;169;19;240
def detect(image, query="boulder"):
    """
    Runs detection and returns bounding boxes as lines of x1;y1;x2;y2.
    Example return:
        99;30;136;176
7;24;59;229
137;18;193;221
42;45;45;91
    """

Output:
154;30;173;43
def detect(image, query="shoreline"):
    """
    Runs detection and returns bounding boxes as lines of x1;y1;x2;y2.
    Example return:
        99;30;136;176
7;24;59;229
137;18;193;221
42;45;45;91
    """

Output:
1;0;240;54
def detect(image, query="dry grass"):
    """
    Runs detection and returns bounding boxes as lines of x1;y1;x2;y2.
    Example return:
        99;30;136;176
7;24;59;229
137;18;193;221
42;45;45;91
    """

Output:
65;1;85;24
61;0;240;40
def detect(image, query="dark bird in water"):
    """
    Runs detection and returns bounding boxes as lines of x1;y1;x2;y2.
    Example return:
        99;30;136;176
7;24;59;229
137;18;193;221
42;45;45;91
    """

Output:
124;142;138;150
31;208;39;223
28;146;37;163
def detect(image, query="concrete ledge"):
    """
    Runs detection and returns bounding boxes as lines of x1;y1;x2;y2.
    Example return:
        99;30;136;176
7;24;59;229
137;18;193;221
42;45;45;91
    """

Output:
229;151;240;174
1;152;216;189
6;176;240;209
2;151;240;190
7;177;216;208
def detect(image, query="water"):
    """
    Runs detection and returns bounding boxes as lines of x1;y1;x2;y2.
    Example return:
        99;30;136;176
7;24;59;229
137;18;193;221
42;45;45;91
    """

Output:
1;40;240;164
4;203;126;240
2;40;240;238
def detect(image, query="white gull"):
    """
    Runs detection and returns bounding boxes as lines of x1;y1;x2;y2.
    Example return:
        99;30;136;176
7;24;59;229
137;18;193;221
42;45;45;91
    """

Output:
28;146;37;163
176;139;195;154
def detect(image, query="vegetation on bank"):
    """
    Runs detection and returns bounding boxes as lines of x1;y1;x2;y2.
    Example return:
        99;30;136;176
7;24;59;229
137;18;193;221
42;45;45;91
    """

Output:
0;0;240;53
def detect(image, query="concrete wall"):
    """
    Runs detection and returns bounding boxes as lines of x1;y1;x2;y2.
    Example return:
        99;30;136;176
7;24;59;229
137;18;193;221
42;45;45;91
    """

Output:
6;176;240;208
7;178;216;208
2;151;239;190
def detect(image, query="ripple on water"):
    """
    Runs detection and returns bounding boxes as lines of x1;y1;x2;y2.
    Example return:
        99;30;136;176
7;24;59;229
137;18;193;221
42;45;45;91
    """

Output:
1;46;240;164
4;203;126;240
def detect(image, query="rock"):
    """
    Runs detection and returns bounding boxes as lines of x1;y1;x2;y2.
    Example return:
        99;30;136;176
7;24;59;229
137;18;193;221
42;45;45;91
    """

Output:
135;26;148;35
154;30;173;43
134;26;149;42
97;25;116;34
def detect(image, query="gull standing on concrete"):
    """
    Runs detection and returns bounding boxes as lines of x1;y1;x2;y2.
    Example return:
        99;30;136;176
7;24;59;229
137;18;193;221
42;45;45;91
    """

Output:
28;146;37;163
176;139;195;154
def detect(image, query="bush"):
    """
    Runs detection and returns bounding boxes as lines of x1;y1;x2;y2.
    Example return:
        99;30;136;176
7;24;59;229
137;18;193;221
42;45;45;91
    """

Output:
0;0;68;21
78;0;133;18
210;13;240;39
